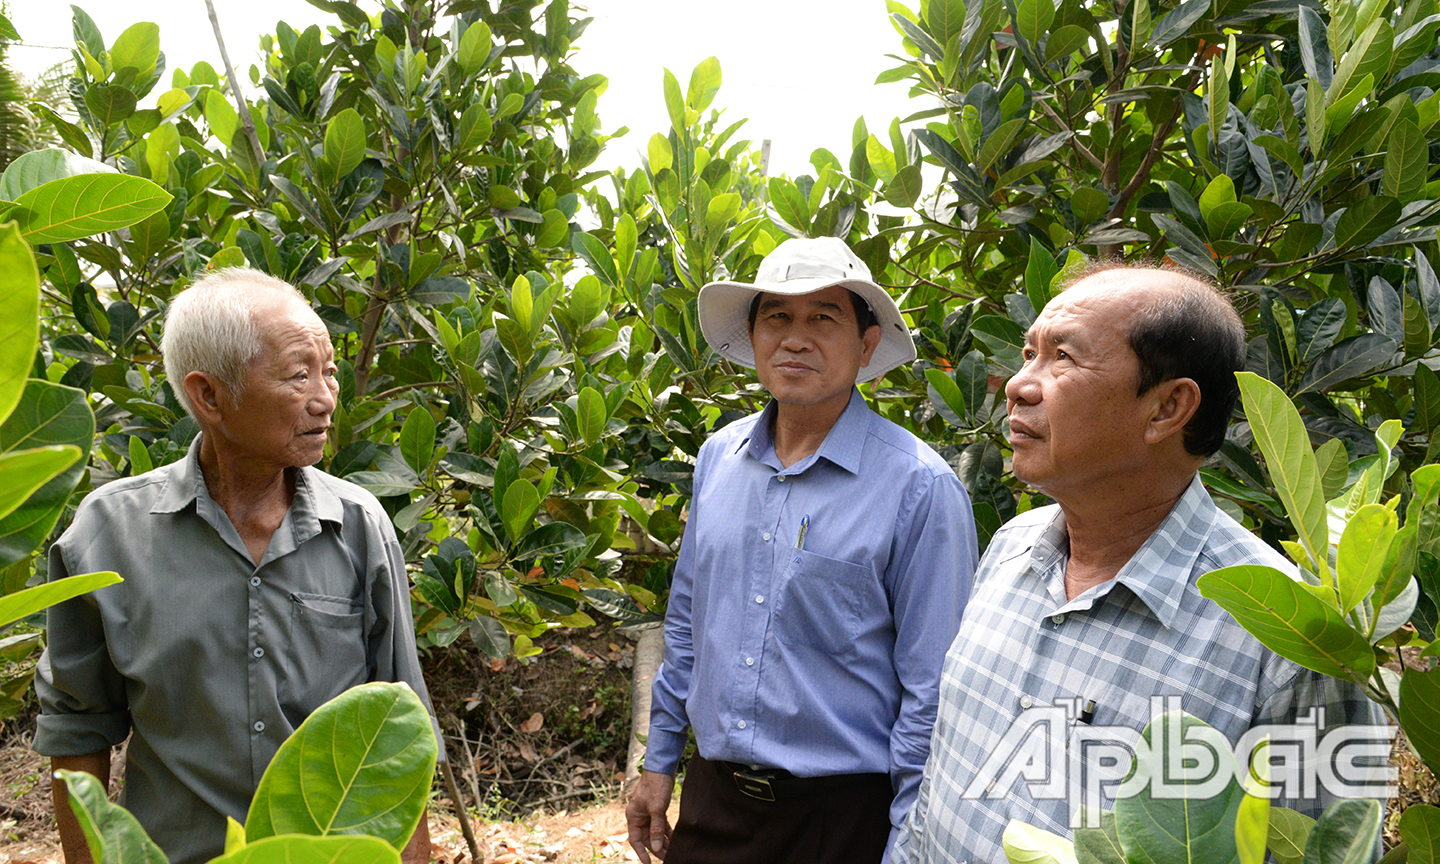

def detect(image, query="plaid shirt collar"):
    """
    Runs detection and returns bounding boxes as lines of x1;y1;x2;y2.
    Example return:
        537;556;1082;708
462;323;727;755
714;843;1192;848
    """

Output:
1010;474;1215;629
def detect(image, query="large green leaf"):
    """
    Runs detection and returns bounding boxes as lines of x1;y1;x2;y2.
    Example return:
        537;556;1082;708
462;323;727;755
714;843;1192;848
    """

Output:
1002;819;1076;864
1383;118;1428;203
0;381;96;569
1330;196;1401;252
0;222;38;426
1151;0;1208;47
686;56;722;114
1197;566;1375;681
211;834;400;864
109;22;160;77
57;770;167;864
1236;372;1327;569
501;479;541;544
577;386;606;446
1302;799;1381;864
1073;811;1123;864
1014;0;1056;51
1335;504;1396;614
1401;803;1440;864
13;174;172;244
1401;666;1440;770
324;108;367;180
245;682;437;849
1114;712;1242;864
1267;808;1315;864
399;406;436;477
572;232;618;287
1296;334;1397;395
0;571;121;628
0;446;82;522
0;148;117;202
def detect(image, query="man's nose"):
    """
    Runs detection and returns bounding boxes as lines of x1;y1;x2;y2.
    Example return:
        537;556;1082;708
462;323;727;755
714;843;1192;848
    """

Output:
1005;365;1038;405
311;376;337;413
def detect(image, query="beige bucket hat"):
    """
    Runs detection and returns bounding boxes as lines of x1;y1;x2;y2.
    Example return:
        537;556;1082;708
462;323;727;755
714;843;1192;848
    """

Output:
697;237;916;383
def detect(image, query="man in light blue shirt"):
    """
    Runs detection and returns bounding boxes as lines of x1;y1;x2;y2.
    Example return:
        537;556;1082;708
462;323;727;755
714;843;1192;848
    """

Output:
626;238;978;864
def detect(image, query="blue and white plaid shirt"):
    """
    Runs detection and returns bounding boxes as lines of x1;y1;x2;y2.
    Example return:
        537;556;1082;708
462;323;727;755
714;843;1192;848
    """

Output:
892;475;1385;864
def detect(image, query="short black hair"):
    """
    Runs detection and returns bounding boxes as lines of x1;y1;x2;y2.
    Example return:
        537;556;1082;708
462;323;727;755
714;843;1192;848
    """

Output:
746;288;879;337
1064;263;1245;457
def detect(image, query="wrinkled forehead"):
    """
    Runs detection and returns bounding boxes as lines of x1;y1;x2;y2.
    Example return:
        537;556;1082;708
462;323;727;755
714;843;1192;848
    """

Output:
754;284;857;312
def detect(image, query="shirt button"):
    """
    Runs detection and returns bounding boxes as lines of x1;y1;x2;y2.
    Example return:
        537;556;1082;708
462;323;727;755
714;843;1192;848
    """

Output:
745;657;755;666
253;647;265;658
777;476;786;483
250;576;261;588
1051;614;1065;625
1020;695;1033;709
253;721;265;732
755;595;764;604
762;532;772;541
737;720;747;729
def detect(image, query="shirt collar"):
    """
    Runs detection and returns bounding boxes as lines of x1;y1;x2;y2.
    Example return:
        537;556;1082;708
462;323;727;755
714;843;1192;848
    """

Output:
739;388;871;475
1024;473;1215;628
150;435;345;529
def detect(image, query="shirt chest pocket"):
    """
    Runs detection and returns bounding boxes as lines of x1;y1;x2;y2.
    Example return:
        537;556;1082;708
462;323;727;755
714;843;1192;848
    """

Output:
279;592;367;722
772;549;875;656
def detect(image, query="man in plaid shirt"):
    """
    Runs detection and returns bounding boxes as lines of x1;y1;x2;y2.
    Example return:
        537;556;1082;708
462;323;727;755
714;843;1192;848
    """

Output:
892;264;1384;864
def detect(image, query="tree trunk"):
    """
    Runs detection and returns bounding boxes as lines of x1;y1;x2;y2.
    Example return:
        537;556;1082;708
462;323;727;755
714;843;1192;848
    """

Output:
624;624;665;797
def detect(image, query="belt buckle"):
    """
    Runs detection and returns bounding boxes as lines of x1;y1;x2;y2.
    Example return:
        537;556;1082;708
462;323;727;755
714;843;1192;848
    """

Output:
733;769;777;802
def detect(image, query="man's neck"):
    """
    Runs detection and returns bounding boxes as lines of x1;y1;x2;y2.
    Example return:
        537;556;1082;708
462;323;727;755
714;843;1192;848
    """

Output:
1057;474;1194;601
770;392;852;468
198;435;295;565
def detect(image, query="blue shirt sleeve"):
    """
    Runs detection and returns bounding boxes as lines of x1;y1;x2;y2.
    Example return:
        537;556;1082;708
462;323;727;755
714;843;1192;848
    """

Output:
885;469;977;833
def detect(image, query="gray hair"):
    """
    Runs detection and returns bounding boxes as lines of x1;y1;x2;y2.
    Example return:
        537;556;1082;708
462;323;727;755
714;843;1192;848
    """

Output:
162;267;305;419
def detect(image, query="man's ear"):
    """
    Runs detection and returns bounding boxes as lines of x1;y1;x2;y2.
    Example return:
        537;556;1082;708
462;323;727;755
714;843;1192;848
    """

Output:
184;371;228;425
858;324;882;367
1143;377;1201;445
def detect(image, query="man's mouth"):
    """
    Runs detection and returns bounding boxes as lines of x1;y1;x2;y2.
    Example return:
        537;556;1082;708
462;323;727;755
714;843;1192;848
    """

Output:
1008;418;1041;440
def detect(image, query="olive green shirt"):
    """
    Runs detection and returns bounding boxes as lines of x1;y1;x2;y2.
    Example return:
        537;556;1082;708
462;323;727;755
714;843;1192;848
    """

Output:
34;436;438;864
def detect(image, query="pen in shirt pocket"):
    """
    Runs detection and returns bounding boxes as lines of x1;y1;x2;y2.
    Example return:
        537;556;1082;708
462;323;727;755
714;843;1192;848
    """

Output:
796;514;810;550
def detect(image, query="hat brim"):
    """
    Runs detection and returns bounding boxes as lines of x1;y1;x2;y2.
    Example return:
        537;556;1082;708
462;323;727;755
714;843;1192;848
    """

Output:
697;276;916;384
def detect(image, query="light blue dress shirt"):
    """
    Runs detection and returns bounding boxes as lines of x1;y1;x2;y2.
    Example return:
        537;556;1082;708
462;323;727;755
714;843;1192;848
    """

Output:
649;388;979;842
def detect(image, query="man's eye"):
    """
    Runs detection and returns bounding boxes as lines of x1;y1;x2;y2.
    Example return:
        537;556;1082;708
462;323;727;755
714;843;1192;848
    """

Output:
1022;349;1036;361
1056;350;1069;360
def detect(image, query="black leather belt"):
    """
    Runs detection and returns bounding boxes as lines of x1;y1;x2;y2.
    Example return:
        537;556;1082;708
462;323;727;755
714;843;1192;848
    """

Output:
712;760;889;802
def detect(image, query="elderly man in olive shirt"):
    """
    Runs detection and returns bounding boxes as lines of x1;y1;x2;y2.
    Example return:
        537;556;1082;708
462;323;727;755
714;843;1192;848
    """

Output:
34;268;438;864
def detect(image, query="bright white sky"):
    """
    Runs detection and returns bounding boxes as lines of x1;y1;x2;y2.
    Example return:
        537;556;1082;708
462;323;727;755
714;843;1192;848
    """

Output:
10;0;924;179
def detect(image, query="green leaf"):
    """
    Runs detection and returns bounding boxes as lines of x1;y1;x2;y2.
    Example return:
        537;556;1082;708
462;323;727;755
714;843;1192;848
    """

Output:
516;521;589;561
1198;565;1374;680
1306;80;1326;156
0;571;121;627
1024;237;1056;319
0;446;82;522
324;108;367;180
647;133;672;174
85;84;137;126
457;103;492;153
456;20;492;76
662;68;686;133
14;174;172;244
1070;187;1108;225
686;56;722;113
399;406;436;476
867;135;897;184
1401;804;1440;864
1151;0;1207;47
1403;665;1440;769
1408;464;1440;558
577;386;606;446
342;472;419;497
1383;118;1427;203
885;164;923;208
1315;437;1348;500
0;148;117;202
56;770;167;864
1002;819;1076;864
1302;799;1381;864
1045;25;1090;63
469;615;510;657
1268;808;1315;864
246;682;437;849
925;0;967;45
1206;201;1253;239
1015;0;1056;50
1115;712;1242;864
1336;503;1396;614
211;834;400;864
0;223;39;426
1296;334;1397;395
572;232;618;287
502;479;541;544
109;22;160;77
1236;372;1327;569
1074;811;1123;864
1331;196;1400;253
768;177;810;233
925;368;967;426
0;381;96;569
1328;18;1387;104
1236;789;1269;864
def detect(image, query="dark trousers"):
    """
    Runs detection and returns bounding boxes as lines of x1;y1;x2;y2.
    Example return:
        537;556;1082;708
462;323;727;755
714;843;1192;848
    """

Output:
666;754;894;864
